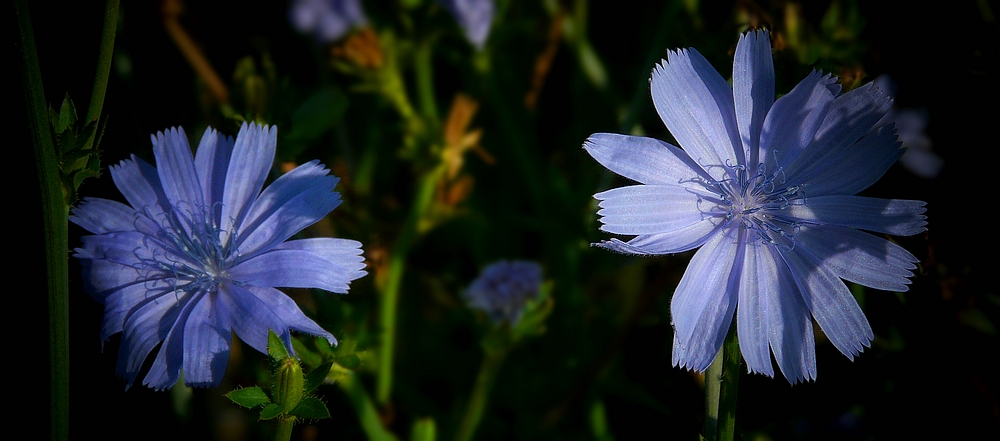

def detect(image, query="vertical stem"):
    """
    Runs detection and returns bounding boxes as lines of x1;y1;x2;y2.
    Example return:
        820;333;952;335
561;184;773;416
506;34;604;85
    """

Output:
273;416;295;441
718;328;741;441
414;41;439;127
84;0;119;143
341;373;400;441
454;348;509;441
14;2;69;440
704;346;722;439
376;166;444;404
703;326;740;441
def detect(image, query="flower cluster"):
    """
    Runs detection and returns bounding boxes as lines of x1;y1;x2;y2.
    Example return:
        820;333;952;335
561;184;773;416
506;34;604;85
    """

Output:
585;30;926;382
464;260;543;325
71;123;365;389
289;0;367;43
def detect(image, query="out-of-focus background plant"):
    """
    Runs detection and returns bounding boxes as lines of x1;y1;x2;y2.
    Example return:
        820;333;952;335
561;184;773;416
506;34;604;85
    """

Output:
14;0;998;439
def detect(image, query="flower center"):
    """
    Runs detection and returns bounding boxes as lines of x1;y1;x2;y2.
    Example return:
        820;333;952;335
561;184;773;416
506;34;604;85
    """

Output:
133;201;236;294
714;162;804;249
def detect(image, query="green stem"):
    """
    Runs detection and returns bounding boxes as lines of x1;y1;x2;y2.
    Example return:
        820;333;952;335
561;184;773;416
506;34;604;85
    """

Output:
84;0;119;147
454;347;509;441
414;41;439;127
14;2;69;440
342;373;400;441
704;326;740;441
376;166;444;404
273;416;295;441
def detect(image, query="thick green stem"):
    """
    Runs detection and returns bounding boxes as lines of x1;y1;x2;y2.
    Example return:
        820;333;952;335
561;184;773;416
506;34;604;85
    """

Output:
704;326;740;441
14;2;69;440
454;348;509;441
273;416;295;441
376;166;444;404
84;0;119;146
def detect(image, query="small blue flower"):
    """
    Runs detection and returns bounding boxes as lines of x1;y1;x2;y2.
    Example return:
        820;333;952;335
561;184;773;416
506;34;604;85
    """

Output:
584;30;926;383
874;75;943;179
465;261;543;325
290;0;367;43
437;0;494;49
71;123;366;389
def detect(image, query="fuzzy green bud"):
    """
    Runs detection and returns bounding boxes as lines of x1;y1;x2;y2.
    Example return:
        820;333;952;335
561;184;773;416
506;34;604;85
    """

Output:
273;358;304;413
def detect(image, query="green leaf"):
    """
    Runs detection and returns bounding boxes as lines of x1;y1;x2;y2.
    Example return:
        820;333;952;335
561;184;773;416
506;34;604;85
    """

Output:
259;403;284;420
289;397;330;420
225;386;271;408
280;87;349;159
55;94;77;134
267;329;290;362
304;362;333;393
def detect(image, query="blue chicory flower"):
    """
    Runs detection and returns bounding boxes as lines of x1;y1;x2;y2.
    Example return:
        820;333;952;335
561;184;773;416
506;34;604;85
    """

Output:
465;260;543;325
290;0;367;43
874;75;943;179
71;123;366;389
584;30;926;383
437;0;494;49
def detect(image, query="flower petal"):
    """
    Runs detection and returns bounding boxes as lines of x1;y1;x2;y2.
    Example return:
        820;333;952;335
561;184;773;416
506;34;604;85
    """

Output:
784;82;894;188
142;291;207;390
274;238;367;281
247;285;337;346
651;48;743;180
151;127;205;211
234;160;341;257
110;155;169;215
229;248;359;293
736;241;775;377
117;292;183;389
193;127;235;223
219;283;293;356
671;227;742;371
761;246;817;383
733;29;774;168
780;245;874;360
794;225;919;292
180;293;231;387
792;124;903;195
594;220;720;255
760;71;841;173
781;195;927;236
583;133;711;185
595;185;725;236
70;198;137;234
220;123;277;248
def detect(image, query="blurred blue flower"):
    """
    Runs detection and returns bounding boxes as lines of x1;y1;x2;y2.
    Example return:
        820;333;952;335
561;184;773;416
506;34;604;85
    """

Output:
71;123;366;390
465;261;542;325
584;30;926;383
874;75;943;178
438;0;494;49
290;0;366;43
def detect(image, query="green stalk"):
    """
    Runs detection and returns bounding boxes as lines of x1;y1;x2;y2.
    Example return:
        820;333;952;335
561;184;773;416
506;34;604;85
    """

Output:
84;0;119;145
342;373;400;441
273;416;295;441
453;347;509;441
376;165;444;404
414;41;439;127
14;2;68;440
703;326;740;441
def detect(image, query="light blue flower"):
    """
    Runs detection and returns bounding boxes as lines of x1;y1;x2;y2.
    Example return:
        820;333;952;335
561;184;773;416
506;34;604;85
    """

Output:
465;261;542;325
874;75;943;179
437;0;494;49
584;31;926;383
71;123;366;390
290;0;367;43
